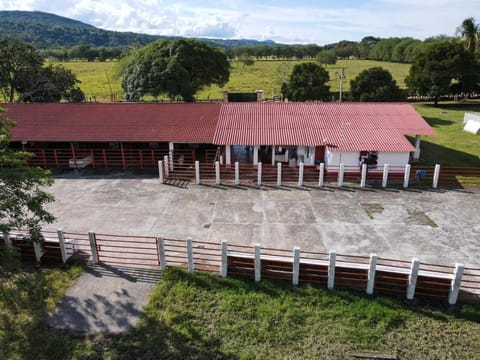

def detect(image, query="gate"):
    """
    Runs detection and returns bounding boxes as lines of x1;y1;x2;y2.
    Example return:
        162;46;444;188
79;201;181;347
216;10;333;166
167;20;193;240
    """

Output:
94;233;160;267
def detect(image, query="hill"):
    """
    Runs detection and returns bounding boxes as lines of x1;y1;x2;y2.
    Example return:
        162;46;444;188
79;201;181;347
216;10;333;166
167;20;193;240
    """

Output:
0;11;278;49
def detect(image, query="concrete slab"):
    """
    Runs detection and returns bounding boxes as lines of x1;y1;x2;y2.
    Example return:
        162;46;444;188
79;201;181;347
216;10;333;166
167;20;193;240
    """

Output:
48;264;161;335
45;176;480;267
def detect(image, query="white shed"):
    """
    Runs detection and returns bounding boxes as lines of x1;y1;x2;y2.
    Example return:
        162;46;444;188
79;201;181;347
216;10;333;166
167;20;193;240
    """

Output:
464;113;480;135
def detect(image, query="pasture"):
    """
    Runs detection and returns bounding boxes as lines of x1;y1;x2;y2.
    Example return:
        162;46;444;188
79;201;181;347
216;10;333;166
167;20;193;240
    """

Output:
60;59;411;102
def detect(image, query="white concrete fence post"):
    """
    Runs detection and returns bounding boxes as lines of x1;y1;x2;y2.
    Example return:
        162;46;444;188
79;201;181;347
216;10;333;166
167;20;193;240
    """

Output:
158;160;164;184
403;164;411;189
318;163;325;187
366;253;377;295
235;162;240;185
187;237;194;273
157;236;166;270
3;232;11;246
195;161;200;184
88;230;99;264
215;161;220;185
221;240;228;278
257;162;262;186
328;250;336;289
277;162;282;186
338;163;345;187
57;228;68;263
407;257;420;300
448;263;465;305
382;164;389;188
163;155;169;178
298;163;304;187
433;164;441;189
33;241;43;263
254;243;261;282
292;246;301;286
360;163;367;188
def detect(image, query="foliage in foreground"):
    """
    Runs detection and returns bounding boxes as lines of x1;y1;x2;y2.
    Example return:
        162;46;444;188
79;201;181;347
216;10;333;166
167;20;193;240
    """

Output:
0;109;55;242
3;263;479;360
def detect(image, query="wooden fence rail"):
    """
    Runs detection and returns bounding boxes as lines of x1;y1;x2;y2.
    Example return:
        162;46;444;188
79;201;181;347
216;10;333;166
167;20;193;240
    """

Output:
2;229;479;305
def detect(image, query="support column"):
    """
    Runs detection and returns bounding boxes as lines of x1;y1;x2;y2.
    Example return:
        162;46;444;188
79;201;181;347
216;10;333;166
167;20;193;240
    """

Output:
257;162;262;185
328;250;336;289
413;135;421;160
338;163;345;187
382;164;389;188
158;160;164;184
366;254;377;295
433;164;441;189
195;161;200;184
407;258;420;300
253;145;259;165
277;162;282;186
448;263;465;305
3;232;11;246
215;161;220;185
292;247;300;286
57;228;68;263
221;240;228;278
88;230;99;264
254;243;261;282
225;145;231;166
298;163;304;187
33;242;43;263
318;163;325;187
168;142;174;171
163;155;169;178
187;237;194;273
235;162;240;185
403;164;411;189
271;146;275;165
157;236;166;270
360;163;367;188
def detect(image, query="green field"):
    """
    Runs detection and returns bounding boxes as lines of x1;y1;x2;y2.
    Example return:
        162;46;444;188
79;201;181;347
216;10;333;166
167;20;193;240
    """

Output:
1;259;480;360
413;103;480;166
60;59;411;102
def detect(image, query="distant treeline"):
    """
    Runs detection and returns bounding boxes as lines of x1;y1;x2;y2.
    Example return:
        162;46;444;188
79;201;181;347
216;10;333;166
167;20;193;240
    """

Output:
42;36;456;63
225;36;455;63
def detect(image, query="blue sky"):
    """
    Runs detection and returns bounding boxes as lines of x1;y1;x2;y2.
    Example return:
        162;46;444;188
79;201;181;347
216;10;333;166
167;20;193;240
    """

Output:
1;0;479;44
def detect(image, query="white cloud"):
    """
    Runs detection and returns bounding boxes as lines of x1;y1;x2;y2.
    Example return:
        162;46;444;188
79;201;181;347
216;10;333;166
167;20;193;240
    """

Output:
0;0;479;44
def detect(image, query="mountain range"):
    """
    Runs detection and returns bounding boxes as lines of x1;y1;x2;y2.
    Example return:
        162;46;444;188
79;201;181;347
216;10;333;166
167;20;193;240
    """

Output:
0;10;278;49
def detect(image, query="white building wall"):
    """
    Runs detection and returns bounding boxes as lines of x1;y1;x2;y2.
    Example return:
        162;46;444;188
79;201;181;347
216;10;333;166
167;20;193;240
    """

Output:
325;148;410;171
297;146;316;165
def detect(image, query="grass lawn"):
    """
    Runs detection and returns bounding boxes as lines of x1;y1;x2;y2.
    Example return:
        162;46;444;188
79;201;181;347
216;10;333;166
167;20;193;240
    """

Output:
413;103;480;166
60;59;411;102
2;254;480;360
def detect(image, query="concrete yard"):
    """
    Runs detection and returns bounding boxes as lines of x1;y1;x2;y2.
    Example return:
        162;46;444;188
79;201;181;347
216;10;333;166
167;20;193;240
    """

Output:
46;175;480;267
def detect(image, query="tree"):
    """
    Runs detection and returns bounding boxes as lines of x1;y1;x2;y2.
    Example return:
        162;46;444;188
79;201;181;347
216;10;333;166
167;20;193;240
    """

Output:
17;65;85;103
239;53;255;71
0;39;43;103
0;108;55;244
316;50;337;66
0;39;84;103
122;39;230;102
282;62;330;101
406;41;479;105
456;17;479;53
350;67;405;101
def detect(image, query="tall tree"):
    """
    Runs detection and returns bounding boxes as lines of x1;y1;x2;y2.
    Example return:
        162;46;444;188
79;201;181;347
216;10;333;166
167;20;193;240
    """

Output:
406;41;479;105
0;108;55;243
0;38;84;103
350;67;405;101
0;39;43;103
456;17;479;53
122;39;230;102
282;62;330;101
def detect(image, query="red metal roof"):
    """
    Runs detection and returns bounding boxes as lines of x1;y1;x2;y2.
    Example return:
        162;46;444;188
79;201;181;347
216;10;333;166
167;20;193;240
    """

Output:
2;103;221;143
1;102;434;152
213;102;434;151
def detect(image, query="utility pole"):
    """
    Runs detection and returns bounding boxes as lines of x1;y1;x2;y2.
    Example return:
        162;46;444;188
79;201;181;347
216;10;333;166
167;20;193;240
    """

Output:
338;68;345;102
